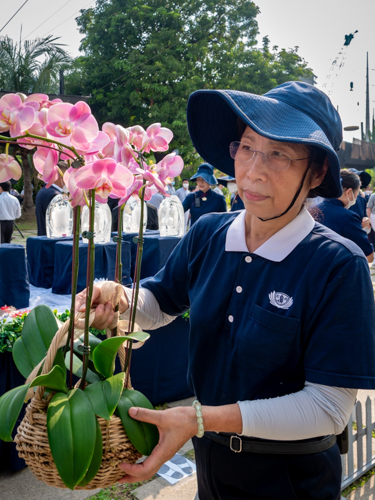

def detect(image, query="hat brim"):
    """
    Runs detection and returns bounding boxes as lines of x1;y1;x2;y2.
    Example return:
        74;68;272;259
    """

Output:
187;90;342;198
217;176;236;187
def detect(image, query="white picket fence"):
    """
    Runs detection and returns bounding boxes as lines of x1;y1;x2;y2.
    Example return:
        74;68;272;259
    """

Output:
341;397;375;490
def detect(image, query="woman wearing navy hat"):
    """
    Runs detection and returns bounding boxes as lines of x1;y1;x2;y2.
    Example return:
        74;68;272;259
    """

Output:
182;163;227;226
217;175;245;211
316;170;373;262
77;82;375;500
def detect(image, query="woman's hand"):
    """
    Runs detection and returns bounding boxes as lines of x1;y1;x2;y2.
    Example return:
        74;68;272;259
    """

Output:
74;283;129;330
119;406;197;483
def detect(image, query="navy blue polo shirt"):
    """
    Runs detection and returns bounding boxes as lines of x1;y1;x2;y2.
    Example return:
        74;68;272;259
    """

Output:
182;189;227;226
230;193;245;211
142;209;375;406
316;198;373;257
350;195;367;219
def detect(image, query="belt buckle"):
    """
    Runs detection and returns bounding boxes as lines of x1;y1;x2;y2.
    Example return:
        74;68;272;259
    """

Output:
230;435;242;453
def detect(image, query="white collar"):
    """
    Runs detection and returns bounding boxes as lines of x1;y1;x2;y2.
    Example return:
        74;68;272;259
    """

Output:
51;184;63;193
225;209;315;262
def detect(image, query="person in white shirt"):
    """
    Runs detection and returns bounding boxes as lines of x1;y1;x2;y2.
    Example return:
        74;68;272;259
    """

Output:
0;181;22;243
176;179;191;230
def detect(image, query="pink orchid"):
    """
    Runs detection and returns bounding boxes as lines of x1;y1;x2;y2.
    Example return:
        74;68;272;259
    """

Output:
156;152;184;182
18;109;48;149
117;177;144;206
136;167;169;196
63;167;86;207
74;158;134;203
128;125;146;151
0;154;22;182
0;94;36;137
33;145;60;188
47;101;99;151
25;94;62;111
78;131;111;163
142;123;173;153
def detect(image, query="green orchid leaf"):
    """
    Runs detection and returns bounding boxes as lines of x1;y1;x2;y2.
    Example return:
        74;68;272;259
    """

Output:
84;373;125;419
73;333;102;360
78;418;103;487
30;365;67;394
12;305;59;378
0;383;30;442
47;389;96;490
64;352;102;384
92;332;150;379
116;389;159;456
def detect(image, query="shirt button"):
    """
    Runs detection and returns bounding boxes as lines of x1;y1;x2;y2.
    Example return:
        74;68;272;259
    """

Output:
228;315;234;323
245;256;252;263
236;286;242;293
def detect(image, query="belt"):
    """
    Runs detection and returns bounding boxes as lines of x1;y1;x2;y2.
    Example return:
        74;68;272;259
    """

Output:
204;432;336;455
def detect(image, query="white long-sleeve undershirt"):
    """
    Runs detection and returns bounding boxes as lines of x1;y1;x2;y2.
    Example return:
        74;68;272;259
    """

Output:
122;287;357;439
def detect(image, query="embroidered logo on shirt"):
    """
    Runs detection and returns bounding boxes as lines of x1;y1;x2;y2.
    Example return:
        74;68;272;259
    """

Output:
269;291;293;310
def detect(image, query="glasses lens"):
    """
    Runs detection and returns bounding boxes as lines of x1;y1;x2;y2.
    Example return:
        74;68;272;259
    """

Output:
230;142;255;162
265;150;291;170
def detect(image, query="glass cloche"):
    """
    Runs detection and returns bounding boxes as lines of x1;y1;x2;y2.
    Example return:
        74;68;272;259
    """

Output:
81;202;112;244
46;194;73;238
158;195;185;237
123;195;148;233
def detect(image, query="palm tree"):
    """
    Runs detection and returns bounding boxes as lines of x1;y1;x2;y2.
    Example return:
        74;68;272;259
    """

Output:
0;35;71;213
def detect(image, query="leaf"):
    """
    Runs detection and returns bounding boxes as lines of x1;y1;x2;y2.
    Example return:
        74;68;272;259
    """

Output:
73;333;102;360
83;372;125;419
47;389;96;490
116;389;159;456
30;365;67;393
0;384;30;442
78;418;103;487
92;332;150;379
12;305;59;378
64;352;102;384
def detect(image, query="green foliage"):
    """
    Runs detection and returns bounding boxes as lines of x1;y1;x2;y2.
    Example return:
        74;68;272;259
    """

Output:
84;373;125;419
0;383;30;442
78;419;103;487
30;365;68;394
116;389;159;456
0;313;28;354
69;0;313;172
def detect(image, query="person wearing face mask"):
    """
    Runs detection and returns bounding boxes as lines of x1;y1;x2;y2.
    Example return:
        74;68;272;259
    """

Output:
182;164;227;226
316;170;374;263
218;175;245;211
175;179;191;203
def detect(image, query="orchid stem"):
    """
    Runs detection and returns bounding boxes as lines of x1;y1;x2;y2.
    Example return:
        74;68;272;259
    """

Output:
112;204;125;338
80;190;96;389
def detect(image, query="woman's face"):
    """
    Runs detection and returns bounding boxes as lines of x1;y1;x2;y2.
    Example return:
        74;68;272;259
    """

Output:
196;177;211;192
235;127;325;220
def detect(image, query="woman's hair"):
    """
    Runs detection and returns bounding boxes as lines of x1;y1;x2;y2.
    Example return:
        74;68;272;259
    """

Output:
0;181;11;192
236;117;327;198
340;169;360;192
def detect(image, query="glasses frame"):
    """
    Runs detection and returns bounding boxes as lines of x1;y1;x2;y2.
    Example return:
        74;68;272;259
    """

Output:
229;141;311;171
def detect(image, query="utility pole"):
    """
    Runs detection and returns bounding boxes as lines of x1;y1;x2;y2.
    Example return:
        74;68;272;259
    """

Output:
365;52;370;141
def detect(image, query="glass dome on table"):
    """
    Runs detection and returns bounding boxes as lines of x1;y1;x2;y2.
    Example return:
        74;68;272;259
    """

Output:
45;194;73;238
158;195;185;237
81;202;112;244
123;196;148;233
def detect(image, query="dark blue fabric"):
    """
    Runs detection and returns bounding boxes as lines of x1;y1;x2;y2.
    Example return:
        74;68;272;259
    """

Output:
0;244;29;309
34;186;60;236
349;195;367;219
317;198;373;257
143;211;375;408
190;163;218;185
230;194;245;211
116;231;181;279
0;352;27;471
27;236;73;288
187;82;343;198
182;189;227;226
128;316;193;405
194;436;341;500
52;240;131;294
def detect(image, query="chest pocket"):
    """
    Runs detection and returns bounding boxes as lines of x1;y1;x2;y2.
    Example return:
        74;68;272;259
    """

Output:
237;304;300;380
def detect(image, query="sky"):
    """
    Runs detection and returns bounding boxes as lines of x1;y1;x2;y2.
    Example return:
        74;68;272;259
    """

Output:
1;0;374;143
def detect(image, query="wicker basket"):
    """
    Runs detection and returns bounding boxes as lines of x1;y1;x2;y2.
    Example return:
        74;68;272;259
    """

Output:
14;282;143;490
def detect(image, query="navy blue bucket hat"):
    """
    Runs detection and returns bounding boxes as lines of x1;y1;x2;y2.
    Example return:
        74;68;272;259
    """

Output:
190;163;218;185
217;175;236;187
187;81;343;198
347;168;371;189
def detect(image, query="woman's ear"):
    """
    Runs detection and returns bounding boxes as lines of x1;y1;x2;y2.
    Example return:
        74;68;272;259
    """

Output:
310;157;329;190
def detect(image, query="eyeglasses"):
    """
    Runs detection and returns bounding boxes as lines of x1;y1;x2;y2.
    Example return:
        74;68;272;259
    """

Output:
229;141;310;171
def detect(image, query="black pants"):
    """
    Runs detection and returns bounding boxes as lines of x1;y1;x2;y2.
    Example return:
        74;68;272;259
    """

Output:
0;220;14;244
193;436;342;500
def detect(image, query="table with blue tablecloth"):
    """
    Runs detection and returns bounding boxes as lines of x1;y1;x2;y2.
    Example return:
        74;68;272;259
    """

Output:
27;236;73;288
52;240;132;294
0;244;29;309
113;230;181;279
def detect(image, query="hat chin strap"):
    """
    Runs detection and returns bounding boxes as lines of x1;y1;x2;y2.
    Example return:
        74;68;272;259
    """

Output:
257;165;310;222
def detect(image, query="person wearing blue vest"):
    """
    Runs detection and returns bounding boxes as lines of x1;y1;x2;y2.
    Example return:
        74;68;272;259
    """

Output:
218;175;245;211
182;163;227;225
76;82;375;500
316;170;374;263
